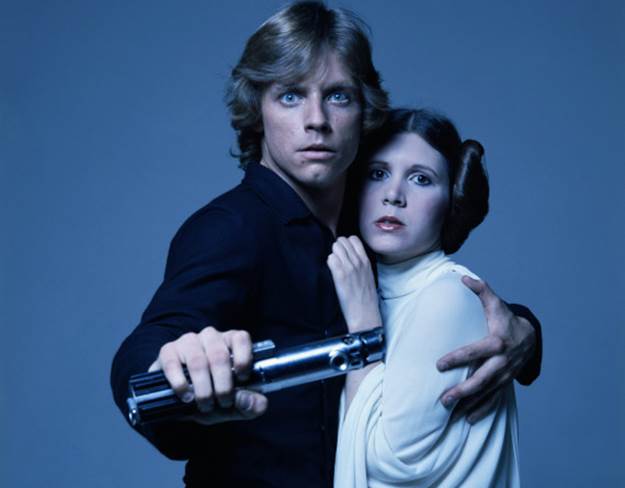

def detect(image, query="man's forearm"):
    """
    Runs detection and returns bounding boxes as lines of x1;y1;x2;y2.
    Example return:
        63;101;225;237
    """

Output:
110;325;201;459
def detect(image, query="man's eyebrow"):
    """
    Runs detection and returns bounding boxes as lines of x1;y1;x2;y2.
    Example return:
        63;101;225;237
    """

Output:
324;82;358;93
268;82;302;93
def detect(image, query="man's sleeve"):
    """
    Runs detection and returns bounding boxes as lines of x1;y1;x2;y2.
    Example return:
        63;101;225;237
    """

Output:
110;205;257;459
508;303;543;386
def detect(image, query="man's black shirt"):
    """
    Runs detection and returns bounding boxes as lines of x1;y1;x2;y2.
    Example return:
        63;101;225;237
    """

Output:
112;163;349;487
111;162;541;487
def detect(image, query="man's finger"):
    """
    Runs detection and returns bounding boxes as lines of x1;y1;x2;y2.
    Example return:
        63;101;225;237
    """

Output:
159;342;194;403
190;390;268;426
148;359;161;372
466;389;502;424
226;330;253;381
453;380;500;418
437;335;504;371
233;390;268;418
201;329;234;409
461;276;499;311
180;335;214;412
440;356;506;407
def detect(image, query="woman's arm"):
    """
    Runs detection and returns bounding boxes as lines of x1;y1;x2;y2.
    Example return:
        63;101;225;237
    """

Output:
333;267;493;484
376;277;486;466
326;236;382;412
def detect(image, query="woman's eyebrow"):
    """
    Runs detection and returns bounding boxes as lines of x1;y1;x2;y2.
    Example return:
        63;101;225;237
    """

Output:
367;159;389;167
408;163;439;178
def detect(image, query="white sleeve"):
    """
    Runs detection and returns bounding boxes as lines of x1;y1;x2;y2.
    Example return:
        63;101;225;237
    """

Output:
365;273;488;484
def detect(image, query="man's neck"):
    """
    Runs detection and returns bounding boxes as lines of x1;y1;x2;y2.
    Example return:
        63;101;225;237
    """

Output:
294;177;346;236
259;159;347;236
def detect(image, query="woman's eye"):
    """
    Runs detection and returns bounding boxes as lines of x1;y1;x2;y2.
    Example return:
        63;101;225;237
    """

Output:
368;168;387;180
411;174;431;185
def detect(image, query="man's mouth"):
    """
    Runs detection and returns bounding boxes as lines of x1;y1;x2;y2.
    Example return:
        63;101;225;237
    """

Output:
299;144;336;160
374;216;405;231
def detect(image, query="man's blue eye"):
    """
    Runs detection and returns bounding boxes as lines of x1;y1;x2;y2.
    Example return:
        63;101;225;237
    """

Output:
280;92;300;104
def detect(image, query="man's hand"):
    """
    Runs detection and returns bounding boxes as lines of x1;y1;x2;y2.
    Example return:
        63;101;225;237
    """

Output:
437;276;536;424
148;327;268;425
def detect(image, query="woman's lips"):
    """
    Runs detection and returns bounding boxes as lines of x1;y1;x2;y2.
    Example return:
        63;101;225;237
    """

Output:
374;216;405;231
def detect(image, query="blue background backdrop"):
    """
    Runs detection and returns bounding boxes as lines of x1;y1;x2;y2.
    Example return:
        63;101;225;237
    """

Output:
2;1;624;486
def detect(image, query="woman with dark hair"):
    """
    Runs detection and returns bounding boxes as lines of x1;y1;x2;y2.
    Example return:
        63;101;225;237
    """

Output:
329;109;519;487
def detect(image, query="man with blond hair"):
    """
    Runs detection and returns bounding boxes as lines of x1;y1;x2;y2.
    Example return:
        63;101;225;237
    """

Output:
111;2;541;486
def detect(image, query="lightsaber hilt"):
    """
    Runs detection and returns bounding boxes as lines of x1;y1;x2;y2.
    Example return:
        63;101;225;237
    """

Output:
127;327;384;426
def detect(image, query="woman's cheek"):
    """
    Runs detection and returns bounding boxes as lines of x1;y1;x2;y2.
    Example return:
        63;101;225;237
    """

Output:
421;190;449;237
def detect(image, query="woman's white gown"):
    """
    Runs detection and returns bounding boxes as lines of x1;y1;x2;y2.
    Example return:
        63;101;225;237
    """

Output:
334;251;520;487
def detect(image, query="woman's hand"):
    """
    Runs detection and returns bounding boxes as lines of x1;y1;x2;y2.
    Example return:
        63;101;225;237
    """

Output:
327;236;382;332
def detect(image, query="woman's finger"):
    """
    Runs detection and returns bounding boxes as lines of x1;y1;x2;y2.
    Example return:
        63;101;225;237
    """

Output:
347;235;369;263
334;237;358;268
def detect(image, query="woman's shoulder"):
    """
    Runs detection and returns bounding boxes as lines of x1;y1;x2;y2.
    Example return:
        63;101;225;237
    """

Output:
418;261;480;308
403;262;486;340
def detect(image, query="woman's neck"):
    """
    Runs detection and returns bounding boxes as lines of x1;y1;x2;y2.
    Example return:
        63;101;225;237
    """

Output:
378;241;443;266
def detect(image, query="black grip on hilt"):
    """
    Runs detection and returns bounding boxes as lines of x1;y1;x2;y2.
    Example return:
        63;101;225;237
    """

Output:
127;369;196;425
127;328;385;426
127;340;275;426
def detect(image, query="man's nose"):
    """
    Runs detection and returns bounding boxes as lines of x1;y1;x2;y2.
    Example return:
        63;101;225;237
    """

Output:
382;183;406;207
304;98;331;134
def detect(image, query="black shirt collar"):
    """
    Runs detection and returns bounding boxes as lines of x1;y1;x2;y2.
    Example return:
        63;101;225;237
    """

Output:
243;162;312;224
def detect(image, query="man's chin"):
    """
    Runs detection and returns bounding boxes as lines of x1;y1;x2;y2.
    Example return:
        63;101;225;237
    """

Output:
302;165;349;189
302;174;344;193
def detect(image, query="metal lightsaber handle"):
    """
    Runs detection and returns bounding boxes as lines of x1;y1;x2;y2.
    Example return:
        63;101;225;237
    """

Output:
127;327;384;426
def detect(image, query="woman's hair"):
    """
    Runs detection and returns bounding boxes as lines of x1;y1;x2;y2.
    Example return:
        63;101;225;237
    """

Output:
354;108;489;254
225;1;389;168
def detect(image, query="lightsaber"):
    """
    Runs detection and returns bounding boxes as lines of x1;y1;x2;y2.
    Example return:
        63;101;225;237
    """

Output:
127;327;384;426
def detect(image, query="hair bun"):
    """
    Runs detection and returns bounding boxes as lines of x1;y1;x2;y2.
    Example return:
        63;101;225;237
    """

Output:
460;139;484;165
442;137;489;254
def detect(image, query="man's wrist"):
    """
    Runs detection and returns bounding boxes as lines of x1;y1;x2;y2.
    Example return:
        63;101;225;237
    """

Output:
509;303;543;386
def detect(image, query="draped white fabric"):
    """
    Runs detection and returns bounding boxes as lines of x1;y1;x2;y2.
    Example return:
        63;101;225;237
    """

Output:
334;251;519;487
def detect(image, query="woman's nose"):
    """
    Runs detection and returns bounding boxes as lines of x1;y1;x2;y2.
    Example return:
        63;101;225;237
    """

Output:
382;184;406;207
